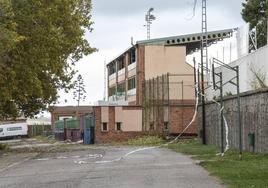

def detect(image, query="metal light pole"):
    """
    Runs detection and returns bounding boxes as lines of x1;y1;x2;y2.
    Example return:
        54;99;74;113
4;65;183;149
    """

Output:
145;8;156;40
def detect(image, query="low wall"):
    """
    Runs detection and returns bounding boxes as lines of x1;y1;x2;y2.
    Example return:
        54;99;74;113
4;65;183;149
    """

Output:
169;102;198;135
199;88;268;153
94;106;144;143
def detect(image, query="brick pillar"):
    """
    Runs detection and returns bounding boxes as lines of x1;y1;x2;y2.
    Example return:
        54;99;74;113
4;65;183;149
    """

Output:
136;45;145;106
108;107;115;131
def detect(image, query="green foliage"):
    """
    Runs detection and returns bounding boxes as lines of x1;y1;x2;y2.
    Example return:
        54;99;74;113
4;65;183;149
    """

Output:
168;139;268;188
241;0;268;48
249;65;267;89
0;0;96;119
0;143;9;151
213;92;233;101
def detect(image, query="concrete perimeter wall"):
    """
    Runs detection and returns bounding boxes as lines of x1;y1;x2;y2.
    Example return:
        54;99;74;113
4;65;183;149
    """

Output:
200;89;268;153
207;45;268;100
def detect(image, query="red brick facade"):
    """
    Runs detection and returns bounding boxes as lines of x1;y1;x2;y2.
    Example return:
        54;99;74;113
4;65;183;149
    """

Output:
94;106;145;143
169;105;198;135
136;45;145;106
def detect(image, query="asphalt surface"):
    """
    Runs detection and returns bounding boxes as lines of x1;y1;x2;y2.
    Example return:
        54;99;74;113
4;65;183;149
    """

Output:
0;146;225;188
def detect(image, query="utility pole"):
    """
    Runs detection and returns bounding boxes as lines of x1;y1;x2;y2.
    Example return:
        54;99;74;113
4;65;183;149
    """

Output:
201;0;208;144
145;8;156;40
267;20;268;45
103;61;107;101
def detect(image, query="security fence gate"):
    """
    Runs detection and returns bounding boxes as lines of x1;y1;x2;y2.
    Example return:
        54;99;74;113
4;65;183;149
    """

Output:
83;113;95;144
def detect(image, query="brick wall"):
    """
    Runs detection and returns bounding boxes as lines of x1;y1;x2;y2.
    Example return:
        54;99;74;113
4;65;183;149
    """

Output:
136;45;145;106
169;105;198;135
94;106;144;143
143;99;199;135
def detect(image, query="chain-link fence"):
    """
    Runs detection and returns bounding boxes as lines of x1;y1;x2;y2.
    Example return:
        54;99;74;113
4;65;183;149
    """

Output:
142;73;196;135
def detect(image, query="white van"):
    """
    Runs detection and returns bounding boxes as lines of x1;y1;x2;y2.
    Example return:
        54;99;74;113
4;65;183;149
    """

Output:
0;122;28;139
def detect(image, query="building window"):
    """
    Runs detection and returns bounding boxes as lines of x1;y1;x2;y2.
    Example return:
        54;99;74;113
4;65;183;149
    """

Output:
164;122;168;130
128;77;136;90
115;122;122;131
149;123;154;130
117;81;125;96
108;62;116;75
101;122;108;132
129;48;136;65
117;57;125;70
109;86;116;97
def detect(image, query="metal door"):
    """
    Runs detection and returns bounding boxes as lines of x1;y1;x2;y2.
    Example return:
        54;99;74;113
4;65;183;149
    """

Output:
83;112;95;144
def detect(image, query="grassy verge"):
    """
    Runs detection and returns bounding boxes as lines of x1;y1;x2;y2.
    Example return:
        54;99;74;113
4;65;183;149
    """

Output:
110;135;166;146
168;139;268;188
0;143;9;151
33;135;59;144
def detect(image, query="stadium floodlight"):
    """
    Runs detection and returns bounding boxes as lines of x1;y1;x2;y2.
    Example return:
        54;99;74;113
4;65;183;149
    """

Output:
144;7;156;39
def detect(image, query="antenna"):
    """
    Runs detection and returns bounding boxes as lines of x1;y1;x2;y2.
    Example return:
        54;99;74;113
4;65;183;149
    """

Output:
131;36;134;46
145;7;156;39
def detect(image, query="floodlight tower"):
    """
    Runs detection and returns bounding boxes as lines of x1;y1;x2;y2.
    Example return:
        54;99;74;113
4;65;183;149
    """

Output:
200;0;208;145
145;8;156;39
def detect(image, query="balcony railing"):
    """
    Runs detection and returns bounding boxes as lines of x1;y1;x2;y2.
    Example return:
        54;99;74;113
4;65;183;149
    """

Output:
127;88;136;96
128;62;136;71
108;92;126;101
109;73;116;80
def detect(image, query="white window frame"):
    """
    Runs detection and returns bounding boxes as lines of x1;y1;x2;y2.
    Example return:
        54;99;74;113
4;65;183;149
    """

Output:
115;122;122;131
101;122;108;132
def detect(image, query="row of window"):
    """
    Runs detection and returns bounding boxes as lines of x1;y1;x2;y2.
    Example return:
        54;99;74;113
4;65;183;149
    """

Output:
101;122;121;132
7;127;22;131
108;77;136;97
108;48;136;76
128;77;136;90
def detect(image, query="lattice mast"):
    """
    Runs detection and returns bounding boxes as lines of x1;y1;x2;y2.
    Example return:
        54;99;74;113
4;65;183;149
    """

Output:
145;8;156;40
200;0;208;144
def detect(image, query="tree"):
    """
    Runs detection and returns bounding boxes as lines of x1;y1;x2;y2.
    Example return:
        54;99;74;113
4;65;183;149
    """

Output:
73;74;86;106
241;0;268;49
0;0;96;120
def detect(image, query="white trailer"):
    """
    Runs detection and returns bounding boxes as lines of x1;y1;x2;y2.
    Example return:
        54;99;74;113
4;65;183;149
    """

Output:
0;122;28;139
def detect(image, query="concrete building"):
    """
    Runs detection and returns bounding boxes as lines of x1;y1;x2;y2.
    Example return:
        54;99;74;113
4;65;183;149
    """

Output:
50;29;236;143
106;29;235;106
106;29;235;136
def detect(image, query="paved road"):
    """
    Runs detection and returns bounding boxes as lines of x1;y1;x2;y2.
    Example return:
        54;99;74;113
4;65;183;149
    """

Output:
0;147;224;188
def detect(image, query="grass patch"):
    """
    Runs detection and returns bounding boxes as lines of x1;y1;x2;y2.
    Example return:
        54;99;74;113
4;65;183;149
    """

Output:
168;139;268;188
33;135;59;144
0;143;9;151
110;135;166;146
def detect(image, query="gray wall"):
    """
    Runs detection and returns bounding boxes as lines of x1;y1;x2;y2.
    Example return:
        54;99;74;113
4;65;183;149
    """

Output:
199;88;268;153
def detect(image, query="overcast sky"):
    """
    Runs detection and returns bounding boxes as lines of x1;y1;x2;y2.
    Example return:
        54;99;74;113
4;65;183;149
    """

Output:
57;0;245;106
